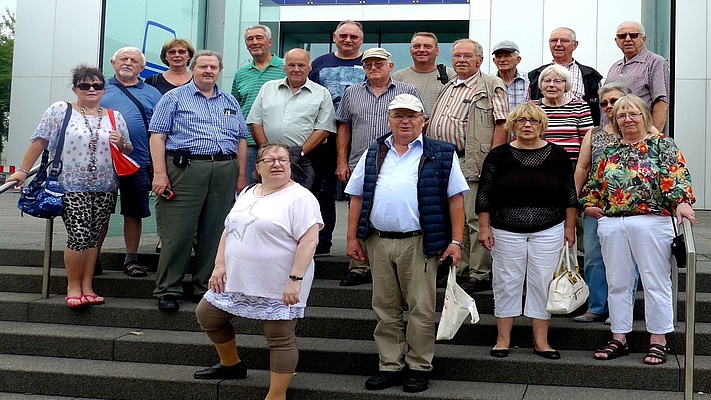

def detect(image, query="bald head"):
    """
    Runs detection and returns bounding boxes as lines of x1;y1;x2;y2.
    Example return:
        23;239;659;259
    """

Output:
284;48;312;89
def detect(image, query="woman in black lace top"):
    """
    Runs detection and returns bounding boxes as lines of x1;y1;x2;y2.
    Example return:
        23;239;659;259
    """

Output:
476;103;578;360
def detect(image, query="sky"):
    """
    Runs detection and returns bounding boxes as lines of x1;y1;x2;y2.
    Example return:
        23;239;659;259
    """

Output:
0;0;15;14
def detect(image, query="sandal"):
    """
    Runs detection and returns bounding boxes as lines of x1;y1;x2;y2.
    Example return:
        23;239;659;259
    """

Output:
83;294;105;305
65;295;88;309
644;344;669;365
123;261;148;277
594;339;629;360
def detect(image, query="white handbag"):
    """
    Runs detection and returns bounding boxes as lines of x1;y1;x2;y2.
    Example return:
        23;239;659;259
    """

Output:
436;268;480;340
546;244;589;314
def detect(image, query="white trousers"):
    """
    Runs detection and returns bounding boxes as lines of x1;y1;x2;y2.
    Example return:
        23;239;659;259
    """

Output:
491;222;564;320
597;215;674;334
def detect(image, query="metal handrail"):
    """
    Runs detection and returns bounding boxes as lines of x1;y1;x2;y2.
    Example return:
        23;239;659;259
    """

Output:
0;165;55;298
682;217;696;399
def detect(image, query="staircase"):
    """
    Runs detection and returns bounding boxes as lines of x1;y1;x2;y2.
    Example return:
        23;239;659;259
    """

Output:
0;212;710;399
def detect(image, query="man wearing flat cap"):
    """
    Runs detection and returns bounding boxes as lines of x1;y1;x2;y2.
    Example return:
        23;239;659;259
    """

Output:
336;47;425;287
345;93;467;393
492;40;529;110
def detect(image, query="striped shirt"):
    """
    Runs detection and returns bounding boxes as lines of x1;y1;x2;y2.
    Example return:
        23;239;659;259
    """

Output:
428;71;508;151
149;81;249;155
560;60;584;100
533;99;592;161
497;69;529;109
335;78;424;168
231;55;286;145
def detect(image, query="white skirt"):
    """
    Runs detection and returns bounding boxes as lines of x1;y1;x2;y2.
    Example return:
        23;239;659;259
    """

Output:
204;290;305;320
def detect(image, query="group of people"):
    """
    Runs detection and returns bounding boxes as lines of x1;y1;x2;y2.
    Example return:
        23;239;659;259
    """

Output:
8;19;695;398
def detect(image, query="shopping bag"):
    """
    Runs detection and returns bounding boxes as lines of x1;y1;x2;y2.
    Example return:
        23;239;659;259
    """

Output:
546;244;589;314
436;268;480;340
107;109;140;177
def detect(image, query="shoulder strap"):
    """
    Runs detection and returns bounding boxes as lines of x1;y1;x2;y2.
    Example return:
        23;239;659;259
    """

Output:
49;102;72;175
115;84;149;131
107;109;118;130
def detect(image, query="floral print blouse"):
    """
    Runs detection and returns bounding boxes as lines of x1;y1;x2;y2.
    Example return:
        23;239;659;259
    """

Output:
580;133;695;216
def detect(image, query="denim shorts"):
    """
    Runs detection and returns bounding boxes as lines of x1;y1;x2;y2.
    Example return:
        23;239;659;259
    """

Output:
118;167;151;218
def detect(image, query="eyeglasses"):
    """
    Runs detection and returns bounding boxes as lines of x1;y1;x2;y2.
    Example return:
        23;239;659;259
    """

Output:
514;118;542;126
363;61;387;69
600;98;619;108
258;158;290;166
389;112;423;121
453;54;479;60
167;49;188;55
616;32;642;40
616;112;643;121
542;78;565;86
75;83;105;91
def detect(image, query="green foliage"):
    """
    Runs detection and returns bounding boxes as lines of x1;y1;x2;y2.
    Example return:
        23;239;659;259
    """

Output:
0;7;14;157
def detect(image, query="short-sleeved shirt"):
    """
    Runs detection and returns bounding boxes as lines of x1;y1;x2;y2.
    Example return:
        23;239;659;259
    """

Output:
605;47;670;112
392;66;456;116
308;52;365;109
231;55;286;145
149;81;249;155
496;69;529;110
246;78;336;147
31;101;130;193
100;77;162;166
335;78;425;168
533;99;593;161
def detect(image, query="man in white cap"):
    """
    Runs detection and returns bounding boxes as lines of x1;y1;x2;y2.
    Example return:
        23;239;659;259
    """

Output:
492;40;529;110
335;47;425;287
345;93;467;393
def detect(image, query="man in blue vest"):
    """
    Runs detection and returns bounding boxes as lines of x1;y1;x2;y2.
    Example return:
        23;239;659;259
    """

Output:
344;94;467;393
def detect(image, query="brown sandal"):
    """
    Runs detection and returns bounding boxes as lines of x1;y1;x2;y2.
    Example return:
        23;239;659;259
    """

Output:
594;339;629;360
644;344;669;365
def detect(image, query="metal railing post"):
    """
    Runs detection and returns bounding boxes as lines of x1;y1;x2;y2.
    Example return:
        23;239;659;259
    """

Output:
41;218;54;298
683;217;696;400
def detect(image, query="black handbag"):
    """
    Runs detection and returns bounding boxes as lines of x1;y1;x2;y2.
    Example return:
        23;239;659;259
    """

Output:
670;215;686;268
17;102;72;218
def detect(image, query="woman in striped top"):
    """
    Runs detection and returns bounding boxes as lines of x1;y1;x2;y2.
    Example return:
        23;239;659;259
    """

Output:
533;64;594;162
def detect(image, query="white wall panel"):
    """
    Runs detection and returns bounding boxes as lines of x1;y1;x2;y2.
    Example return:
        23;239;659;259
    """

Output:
51;0;102;76
675;0;707;79
596;0;642;80
489;0;544;75
12;0;56;77
673;79;707;208
541;0;598;68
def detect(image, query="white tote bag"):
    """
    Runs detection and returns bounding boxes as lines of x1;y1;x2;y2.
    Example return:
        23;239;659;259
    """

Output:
546;244;590;314
436;268;480;340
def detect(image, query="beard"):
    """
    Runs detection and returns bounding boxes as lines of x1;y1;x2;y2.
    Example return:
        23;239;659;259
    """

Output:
118;69;135;80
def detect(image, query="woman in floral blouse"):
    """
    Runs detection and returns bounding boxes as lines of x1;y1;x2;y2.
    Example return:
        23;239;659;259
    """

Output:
580;94;695;365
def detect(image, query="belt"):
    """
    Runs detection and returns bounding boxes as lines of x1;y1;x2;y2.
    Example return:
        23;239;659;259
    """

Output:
374;229;422;239
166;151;235;161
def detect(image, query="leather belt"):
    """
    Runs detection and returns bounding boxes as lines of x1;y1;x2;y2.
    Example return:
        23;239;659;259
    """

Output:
374;229;422;239
166;151;235;161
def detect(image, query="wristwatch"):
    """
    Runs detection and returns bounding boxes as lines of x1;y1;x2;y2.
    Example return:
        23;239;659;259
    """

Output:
450;240;463;249
289;275;303;281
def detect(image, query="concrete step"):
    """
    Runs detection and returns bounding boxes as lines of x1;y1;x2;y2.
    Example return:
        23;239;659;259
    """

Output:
2;291;710;356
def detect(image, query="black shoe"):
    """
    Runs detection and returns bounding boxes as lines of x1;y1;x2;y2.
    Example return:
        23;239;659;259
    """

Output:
490;347;510;358
365;370;406;390
314;243;331;257
460;278;490;293
403;370;430;393
194;362;247;380
339;271;372;286
155;238;162;253
158;295;179;312
533;349;561;360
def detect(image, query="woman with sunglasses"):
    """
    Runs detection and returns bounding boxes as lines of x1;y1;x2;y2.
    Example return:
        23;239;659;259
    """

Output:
572;82;633;323
9;65;131;308
476;103;577;360
194;143;322;399
581;94;695;365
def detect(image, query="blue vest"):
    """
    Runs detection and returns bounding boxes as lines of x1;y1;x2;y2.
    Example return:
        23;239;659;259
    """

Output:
357;134;455;258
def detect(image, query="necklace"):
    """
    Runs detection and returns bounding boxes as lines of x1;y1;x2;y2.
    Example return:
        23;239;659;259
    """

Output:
79;104;103;179
259;181;291;196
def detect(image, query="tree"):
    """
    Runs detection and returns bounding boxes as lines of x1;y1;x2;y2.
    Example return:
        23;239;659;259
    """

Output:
0;7;15;157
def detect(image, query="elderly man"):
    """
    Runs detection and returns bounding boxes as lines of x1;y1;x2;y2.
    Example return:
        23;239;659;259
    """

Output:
427;38;508;293
605;21;670;131
232;25;286;183
336;47;425;286
528;27;603;125
150;50;249;312
308;20;367;256
345;94;467;393
392;32;455;115
100;46;162;277
247;48;336;170
492;40;529;110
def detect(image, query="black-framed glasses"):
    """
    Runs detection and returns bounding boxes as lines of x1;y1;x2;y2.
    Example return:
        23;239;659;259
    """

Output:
75;83;105;91
258;158;290;166
600;98;619;108
514;118;542;126
616;32;641;40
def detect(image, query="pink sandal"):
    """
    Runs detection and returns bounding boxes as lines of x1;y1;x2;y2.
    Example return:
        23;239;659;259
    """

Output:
83;294;105;305
65;295;88;309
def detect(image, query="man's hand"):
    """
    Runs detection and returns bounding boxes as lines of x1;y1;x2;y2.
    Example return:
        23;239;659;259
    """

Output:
336;162;351;184
346;238;366;261
152;173;171;196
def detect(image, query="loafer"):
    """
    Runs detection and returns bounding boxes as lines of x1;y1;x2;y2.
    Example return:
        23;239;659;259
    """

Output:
460;277;491;293
572;313;608;323
490;347;510;358
533;349;561;360
365;370;405;390
194;362;247;380
158;295;179;312
339;271;372;287
404;370;430;393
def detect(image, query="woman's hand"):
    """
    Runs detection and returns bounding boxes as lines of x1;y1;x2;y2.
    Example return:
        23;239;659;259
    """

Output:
7;171;28;186
676;203;696;226
283;280;301;306
208;264;227;294
478;227;494;251
583;206;604;220
109;130;125;150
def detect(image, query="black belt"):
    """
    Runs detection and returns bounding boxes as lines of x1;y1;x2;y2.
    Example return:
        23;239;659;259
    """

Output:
374;229;422;239
166;151;235;161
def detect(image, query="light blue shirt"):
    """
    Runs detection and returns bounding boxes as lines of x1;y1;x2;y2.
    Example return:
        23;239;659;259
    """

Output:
345;133;469;232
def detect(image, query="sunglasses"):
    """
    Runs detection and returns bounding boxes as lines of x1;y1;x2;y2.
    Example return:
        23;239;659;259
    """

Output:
600;98;619;108
616;32;641;40
75;83;105;91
